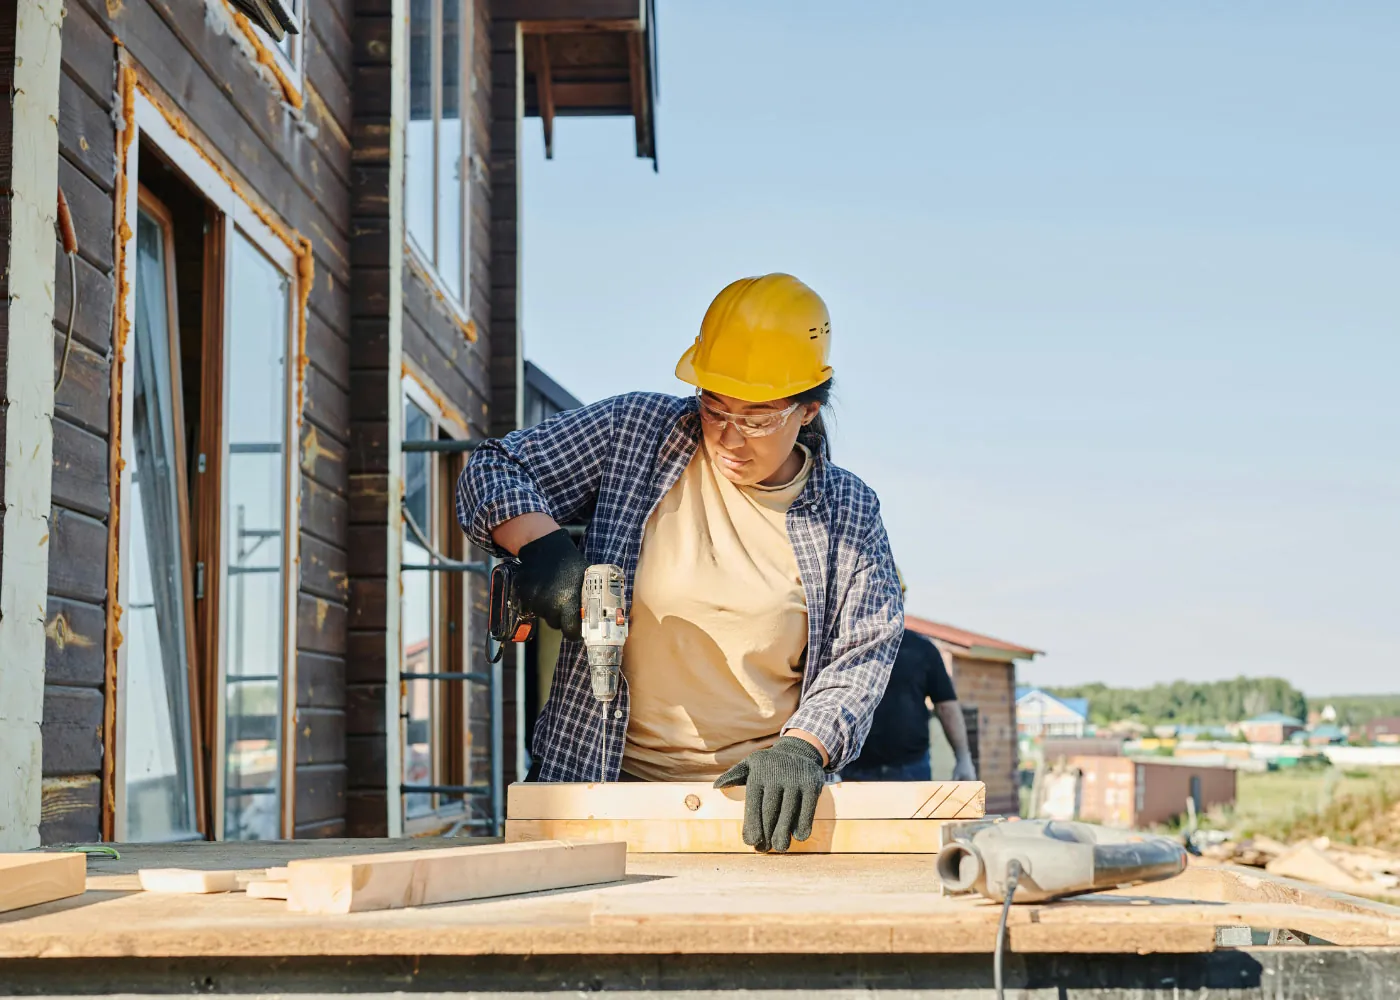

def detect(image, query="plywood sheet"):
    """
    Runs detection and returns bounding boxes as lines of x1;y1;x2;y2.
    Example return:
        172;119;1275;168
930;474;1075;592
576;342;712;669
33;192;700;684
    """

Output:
0;854;85;914
507;781;984;821
505;818;946;853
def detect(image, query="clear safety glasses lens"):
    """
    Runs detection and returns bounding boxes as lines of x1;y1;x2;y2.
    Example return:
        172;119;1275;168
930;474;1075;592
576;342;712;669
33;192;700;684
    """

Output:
697;394;799;438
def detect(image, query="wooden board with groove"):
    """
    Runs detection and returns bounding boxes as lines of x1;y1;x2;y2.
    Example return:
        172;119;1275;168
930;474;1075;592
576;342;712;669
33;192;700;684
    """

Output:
506;780;985;821
0;854;86;914
504;818;946;853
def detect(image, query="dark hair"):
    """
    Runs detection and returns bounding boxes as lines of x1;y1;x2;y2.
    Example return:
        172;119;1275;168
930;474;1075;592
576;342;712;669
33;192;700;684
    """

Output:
792;378;834;454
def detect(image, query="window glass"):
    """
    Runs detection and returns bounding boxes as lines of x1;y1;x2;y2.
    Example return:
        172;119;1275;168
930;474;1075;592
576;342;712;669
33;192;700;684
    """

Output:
402;400;434;818
126;208;200;842
223;232;290;841
406;0;435;259
438;0;463;300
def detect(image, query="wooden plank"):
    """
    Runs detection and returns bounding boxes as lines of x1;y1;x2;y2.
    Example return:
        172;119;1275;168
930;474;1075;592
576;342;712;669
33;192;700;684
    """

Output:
504;818;947;854
297;593;349;656
39;686;104;776
137;868;239;894
38;774;101;844
345;683;385;735
285;840;627;914
59;0;117;106
58;73;116;190
247;880;289;899
295;708;346;766
296;651;346;710
52;242;114;357
47;507;107;605
508;781;985;821
50;418;109;519
43;597;105;687
300;474;349;546
302;421;350;491
299;533;348;602
0;854;86;913
58;156;114;273
52;335;110;437
294;763;346;826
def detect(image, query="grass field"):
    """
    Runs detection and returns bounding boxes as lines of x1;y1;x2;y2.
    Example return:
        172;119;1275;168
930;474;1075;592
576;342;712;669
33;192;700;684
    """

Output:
1215;766;1400;849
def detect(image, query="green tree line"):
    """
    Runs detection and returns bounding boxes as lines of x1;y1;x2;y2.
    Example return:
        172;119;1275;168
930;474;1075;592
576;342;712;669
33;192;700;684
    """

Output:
1306;695;1400;729
1043;677;1309;727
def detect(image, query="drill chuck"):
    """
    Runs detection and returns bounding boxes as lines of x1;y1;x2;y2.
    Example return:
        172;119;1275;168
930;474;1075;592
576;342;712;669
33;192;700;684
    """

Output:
581;564;628;703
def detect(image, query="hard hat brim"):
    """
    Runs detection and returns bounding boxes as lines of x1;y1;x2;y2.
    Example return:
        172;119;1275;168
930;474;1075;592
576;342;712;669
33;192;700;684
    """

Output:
676;341;832;404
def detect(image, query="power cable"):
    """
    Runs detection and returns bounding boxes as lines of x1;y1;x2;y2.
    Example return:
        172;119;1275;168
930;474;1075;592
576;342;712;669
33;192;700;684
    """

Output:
54;187;79;392
994;859;1023;1000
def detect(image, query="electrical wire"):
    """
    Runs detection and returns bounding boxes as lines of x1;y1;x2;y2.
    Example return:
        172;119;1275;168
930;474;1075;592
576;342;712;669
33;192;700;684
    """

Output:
994;859;1023;1000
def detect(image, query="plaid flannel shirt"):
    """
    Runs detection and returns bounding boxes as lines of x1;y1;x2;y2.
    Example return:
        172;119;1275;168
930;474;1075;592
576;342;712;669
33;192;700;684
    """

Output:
456;392;903;782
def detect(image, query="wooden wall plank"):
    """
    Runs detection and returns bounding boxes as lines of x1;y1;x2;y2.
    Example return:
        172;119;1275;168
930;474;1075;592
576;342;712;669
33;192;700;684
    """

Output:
52;243;114;356
58;72;116;190
39;775;102;844
40;687;104;776
294;763;347;825
47;508;107;605
300;474;348;546
297;594;349;656
297;651;348;710
296;708;347;766
52;337;110;437
43;597;106;687
58;156;114;273
50;418;109;519
300;533;349;603
345;684;385;735
59;0;117;104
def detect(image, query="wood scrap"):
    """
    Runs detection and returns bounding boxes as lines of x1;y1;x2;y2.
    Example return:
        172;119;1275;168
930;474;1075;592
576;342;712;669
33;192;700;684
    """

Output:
1265;844;1377;895
246;881;289;900
263;866;290;880
284;839;626;915
507;780;984;821
0;854;86;914
137;868;240;894
505;818;945;853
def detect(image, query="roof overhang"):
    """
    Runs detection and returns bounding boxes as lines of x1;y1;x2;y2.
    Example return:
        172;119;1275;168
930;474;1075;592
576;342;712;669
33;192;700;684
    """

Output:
501;0;658;167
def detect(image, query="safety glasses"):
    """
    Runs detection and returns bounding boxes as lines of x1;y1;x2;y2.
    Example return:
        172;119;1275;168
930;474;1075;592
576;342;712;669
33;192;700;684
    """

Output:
696;391;801;438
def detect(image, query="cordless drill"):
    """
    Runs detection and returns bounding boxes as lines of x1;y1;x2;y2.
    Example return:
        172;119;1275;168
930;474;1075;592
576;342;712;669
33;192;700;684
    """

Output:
488;560;630;705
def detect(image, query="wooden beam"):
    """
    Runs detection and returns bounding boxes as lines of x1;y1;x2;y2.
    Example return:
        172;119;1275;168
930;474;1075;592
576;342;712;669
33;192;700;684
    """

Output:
519;19;643;34
284;839;626;914
505;818;947;854
625;28;646;156
497;0;643;23
0;0;63;853
0;854;86;914
551;81;632;110
530;35;555;159
136;869;240;894
508;781;985;821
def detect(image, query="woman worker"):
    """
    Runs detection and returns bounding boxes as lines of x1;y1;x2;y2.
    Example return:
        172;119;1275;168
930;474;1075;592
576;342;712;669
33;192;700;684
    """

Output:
457;273;903;853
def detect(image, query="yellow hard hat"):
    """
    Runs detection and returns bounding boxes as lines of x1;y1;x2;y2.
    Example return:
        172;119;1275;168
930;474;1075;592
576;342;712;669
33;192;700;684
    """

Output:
675;273;834;402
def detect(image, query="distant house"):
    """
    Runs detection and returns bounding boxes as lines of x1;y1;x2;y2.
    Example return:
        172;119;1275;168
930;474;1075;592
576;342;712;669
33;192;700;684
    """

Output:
1363;717;1400;745
906;617;1042;817
1240;713;1306;745
1303;724;1347;747
1016;687;1089;739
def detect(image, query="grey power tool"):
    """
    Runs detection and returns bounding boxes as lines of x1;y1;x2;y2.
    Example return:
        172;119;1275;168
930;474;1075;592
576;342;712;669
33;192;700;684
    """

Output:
936;818;1187;903
937;819;1188;999
580;564;628;703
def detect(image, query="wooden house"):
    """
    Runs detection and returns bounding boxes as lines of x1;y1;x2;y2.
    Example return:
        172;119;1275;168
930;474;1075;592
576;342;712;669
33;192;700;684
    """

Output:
0;0;657;848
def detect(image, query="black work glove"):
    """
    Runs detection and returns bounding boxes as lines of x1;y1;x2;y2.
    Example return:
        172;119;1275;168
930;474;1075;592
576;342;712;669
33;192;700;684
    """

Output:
516;528;587;642
714;736;826;853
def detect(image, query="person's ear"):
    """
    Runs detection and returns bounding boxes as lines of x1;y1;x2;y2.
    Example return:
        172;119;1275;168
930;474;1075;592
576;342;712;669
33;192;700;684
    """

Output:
800;403;821;427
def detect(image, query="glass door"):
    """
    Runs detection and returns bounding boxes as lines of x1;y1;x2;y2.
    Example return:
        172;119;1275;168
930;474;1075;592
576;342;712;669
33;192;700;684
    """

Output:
121;191;203;842
220;231;293;840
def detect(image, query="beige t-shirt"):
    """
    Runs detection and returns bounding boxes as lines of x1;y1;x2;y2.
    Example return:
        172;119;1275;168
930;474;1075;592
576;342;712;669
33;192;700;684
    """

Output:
621;442;814;782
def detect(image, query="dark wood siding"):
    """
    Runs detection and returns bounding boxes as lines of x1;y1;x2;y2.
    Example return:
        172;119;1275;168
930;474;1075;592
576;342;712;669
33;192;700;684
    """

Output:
40;0;118;843
42;0;354;840
345;0;395;836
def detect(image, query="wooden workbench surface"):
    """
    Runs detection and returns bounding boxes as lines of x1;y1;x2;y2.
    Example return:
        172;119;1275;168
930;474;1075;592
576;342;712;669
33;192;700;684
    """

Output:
1;840;1397;959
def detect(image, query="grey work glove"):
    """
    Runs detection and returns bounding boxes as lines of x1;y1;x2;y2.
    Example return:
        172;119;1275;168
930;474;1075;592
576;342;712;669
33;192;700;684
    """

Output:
516;528;587;642
714;736;826;853
952;752;977;782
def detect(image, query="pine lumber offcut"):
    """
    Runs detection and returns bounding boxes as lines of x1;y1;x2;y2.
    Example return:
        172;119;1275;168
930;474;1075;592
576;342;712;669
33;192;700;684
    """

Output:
1266;845;1378;895
246;881;290;900
0;854;86;913
505;818;946;853
507;781;984;821
285;839;627;915
136;869;240;894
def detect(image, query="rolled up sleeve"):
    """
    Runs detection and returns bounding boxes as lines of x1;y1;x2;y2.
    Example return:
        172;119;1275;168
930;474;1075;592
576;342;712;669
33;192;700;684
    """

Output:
784;513;903;771
455;396;618;554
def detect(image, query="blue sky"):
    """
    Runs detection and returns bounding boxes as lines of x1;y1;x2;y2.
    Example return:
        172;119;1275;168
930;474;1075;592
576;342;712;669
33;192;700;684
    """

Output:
518;3;1399;696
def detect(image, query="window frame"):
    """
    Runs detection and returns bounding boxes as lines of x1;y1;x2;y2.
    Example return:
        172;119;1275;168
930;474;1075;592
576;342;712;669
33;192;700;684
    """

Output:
112;187;207;844
116;90;304;842
398;375;477;836
405;0;472;314
268;0;309;101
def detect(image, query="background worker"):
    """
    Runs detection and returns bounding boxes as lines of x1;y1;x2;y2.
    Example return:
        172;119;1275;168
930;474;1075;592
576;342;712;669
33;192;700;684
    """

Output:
458;273;903;853
840;572;977;783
